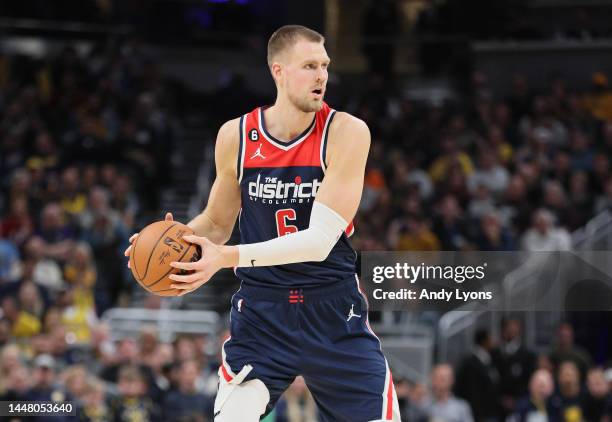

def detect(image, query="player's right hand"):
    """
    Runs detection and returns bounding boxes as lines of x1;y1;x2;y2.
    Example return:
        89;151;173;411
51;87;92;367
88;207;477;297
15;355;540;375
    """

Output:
124;212;173;268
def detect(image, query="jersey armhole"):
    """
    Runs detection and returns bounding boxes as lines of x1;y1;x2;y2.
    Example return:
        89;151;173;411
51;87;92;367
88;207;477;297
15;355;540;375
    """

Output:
319;110;336;174
237;114;247;183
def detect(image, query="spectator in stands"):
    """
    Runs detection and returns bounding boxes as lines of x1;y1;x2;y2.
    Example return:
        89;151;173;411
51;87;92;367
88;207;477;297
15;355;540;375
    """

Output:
0;318;10;348
1;295;41;339
498;175;533;233
61;364;89;403
63;242;97;315
139;325;159;365
468;148;510;196
568;170;593;226
424;363;474;422
549;360;586;422
143;342;173;399
163;359;211;421
521;208;572;251
429;138;474;184
37;202;76;261
60;166;87;220
0;238;20;283
174;335;198;362
388;214;441;251
58;285;98;345
0;195;33;246
549;323;593;380
511;369;554;422
100;337;140;383
468;179;496;218
109;364;161;422
496;318;536;416
23;236;64;292
0;343;23;380
541;181;571;228
474;211;516;251
17;279;45;322
89;322;116;371
26;354;65;402
26;131;60;175
110;172;139;230
591;151;609;194
79;187;126;250
48;324;71;367
79;186;128;306
582;367;612;421
1;364;31;401
81;165;99;194
455;329;501;422
78;377;110;422
432;194;472;251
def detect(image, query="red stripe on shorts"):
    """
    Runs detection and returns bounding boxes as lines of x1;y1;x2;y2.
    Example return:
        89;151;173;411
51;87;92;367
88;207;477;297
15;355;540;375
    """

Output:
386;370;394;419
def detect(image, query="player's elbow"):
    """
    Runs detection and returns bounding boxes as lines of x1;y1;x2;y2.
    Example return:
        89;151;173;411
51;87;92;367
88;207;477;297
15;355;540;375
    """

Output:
309;236;336;262
311;248;331;262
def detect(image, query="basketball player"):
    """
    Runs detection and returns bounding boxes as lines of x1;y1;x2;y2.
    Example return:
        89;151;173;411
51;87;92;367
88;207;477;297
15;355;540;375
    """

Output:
125;25;400;422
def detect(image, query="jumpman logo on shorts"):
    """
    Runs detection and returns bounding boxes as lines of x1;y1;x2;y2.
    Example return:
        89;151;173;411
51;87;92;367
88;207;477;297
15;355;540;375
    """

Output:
250;143;266;160
347;304;361;322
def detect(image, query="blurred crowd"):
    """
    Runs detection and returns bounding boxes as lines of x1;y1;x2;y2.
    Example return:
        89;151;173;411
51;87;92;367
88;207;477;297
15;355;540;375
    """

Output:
351;71;612;253
0;39;180;310
396;319;612;422
0;40;187;419
0;320;316;422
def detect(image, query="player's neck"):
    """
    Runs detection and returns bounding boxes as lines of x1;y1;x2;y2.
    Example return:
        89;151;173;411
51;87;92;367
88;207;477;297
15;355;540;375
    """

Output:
264;99;315;143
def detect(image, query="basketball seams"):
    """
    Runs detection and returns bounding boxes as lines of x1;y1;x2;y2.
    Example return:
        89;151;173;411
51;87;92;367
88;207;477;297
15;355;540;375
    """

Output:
146;243;196;289
141;223;178;280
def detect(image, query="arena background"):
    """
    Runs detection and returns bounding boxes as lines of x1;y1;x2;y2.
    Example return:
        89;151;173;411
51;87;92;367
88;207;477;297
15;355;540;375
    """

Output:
0;0;611;421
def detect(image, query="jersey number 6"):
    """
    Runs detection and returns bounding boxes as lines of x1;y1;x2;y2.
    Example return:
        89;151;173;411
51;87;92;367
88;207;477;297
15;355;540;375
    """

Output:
275;209;298;237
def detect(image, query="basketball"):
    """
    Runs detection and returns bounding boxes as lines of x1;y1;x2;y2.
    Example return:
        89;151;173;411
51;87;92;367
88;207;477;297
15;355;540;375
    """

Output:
129;220;202;297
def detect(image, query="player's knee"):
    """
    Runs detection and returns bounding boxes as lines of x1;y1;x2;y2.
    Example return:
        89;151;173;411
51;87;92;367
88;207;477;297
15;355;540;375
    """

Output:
214;378;270;422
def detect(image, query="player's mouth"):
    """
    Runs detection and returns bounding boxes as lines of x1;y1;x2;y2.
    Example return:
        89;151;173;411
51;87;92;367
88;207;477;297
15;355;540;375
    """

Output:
311;88;324;99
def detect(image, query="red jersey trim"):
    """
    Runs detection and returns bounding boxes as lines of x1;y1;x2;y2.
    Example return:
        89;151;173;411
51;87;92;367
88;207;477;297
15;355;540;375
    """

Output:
257;107;316;151
237;114;247;183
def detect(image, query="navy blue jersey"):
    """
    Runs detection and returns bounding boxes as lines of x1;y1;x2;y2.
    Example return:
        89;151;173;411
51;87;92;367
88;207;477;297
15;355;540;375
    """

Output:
235;103;356;287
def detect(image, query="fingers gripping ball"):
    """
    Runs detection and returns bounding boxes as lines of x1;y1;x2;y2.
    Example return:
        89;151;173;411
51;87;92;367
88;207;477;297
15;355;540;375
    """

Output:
129;221;202;296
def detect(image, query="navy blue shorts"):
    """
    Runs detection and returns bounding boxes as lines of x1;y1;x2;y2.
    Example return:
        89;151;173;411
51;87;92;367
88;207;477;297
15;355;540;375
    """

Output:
220;276;399;422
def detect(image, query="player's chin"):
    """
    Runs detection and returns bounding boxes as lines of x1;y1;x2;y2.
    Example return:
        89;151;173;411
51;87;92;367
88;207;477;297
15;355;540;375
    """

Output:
309;98;324;111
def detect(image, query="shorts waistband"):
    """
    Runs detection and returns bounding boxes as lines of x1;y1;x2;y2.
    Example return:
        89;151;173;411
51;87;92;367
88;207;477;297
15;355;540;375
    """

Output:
237;275;358;302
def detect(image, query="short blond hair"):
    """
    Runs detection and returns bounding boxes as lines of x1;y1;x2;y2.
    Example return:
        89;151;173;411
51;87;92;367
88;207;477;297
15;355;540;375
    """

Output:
267;25;324;68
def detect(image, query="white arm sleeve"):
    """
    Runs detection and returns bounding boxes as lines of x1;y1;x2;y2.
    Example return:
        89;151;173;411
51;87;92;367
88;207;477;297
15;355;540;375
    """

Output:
237;201;348;267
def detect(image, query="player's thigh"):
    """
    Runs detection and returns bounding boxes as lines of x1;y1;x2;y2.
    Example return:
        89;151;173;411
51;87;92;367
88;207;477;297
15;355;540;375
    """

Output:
304;355;401;422
300;290;401;421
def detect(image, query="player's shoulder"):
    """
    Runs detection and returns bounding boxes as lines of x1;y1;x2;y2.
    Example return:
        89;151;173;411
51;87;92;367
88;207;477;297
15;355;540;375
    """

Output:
217;117;242;140
213;117;242;169
328;111;370;149
215;117;242;150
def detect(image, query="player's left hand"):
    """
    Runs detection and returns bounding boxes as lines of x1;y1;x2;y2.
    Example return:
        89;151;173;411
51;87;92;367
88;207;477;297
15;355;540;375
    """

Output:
168;235;229;296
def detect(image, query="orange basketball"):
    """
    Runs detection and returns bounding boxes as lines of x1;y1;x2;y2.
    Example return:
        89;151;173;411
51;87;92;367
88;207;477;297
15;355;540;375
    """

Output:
129;220;201;297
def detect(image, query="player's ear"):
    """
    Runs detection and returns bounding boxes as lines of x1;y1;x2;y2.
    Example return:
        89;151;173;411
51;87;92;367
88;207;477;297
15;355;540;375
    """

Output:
270;62;282;85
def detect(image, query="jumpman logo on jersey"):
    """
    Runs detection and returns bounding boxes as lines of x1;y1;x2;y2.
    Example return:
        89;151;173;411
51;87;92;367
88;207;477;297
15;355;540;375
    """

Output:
347;304;361;322
250;143;266;160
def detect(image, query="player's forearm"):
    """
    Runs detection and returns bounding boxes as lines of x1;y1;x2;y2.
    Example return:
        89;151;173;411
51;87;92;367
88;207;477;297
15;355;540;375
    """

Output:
187;211;232;245
218;202;347;268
